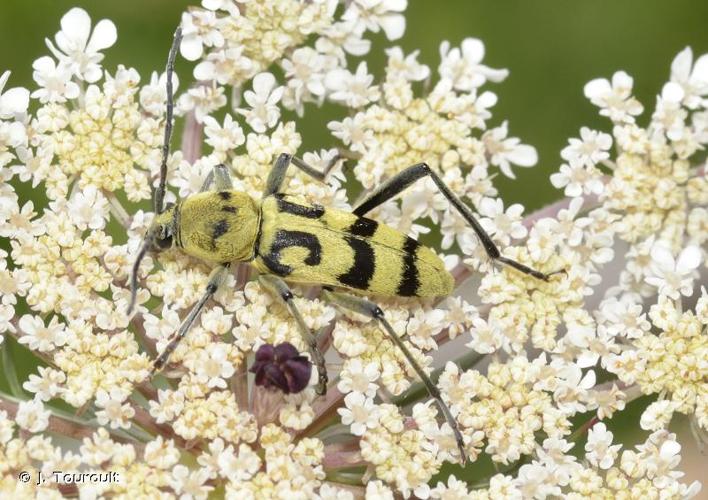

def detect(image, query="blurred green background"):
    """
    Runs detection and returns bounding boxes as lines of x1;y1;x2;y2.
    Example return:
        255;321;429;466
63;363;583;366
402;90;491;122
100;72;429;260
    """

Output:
1;0;706;486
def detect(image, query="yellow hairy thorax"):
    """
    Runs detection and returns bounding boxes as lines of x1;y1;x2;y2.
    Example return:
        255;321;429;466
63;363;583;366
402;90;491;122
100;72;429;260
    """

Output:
178;191;261;263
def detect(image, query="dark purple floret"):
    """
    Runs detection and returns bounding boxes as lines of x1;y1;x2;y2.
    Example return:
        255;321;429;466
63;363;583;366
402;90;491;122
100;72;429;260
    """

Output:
250;342;312;394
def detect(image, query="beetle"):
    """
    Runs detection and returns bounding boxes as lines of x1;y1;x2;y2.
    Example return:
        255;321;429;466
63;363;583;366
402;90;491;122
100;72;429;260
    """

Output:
127;27;563;465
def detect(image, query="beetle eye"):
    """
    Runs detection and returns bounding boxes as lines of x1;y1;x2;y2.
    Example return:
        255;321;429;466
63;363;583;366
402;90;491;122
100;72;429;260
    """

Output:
155;234;173;250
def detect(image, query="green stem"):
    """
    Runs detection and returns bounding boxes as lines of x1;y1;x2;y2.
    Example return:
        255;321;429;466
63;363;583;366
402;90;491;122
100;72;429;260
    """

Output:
325;471;365;486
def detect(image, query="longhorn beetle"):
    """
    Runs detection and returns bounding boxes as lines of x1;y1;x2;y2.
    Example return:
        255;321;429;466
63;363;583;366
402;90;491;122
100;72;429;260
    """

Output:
127;26;564;465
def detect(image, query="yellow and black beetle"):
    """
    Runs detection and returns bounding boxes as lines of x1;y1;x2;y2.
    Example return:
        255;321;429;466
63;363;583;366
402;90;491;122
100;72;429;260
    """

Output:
128;27;562;465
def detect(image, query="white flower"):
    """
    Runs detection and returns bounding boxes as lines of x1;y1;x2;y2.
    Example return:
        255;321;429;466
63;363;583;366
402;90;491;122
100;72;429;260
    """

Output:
236;73;283;133
195;344;235;389
465;316;504;354
0;71;30;118
585;422;621;469
554;197;592;247
337;358;380;397
561;127;613;168
180;9;224;61
342;0;408;41
172;464;212;499
45;7;117;83
438;38;508;91
337;392;379;436
482;121;538;179
583;70;643;123
95;388;134;430
550;163;604;197
515;463;561;499
18;314;67;352
281;47;330;113
478;196;527;245
15;398;50;433
194;46;255;86
139;71;180;116
178;82;227;123
406;308;446;350
67;185;110;230
143;306;182;341
645;242;702;299
598;296;650;339
31;56;80;103
218;444;261;482
0;304;15;339
23;367;65;402
669;46;708;109
318;20;371;60
640;400;677;431
385;47;429;81
203;113;245;157
652;82;688;141
553;362;596;413
328;114;375;154
325;61;380;108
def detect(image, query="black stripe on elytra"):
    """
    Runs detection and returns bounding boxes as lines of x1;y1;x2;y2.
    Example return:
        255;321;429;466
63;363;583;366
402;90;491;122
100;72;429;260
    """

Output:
260;229;322;276
221;205;237;213
218;191;231;200
347;217;378;238
397;237;420;296
275;194;325;219
337;236;375;290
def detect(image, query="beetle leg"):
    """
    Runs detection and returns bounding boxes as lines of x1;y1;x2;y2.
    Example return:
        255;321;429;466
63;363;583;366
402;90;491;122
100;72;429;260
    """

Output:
263;152;341;197
151;264;230;375
321;287;468;465
200;163;234;192
353;162;565;281
258;274;328;395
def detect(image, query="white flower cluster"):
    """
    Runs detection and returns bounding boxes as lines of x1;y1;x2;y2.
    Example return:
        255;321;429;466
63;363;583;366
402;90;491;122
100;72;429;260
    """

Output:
178;0;407;124
0;2;705;499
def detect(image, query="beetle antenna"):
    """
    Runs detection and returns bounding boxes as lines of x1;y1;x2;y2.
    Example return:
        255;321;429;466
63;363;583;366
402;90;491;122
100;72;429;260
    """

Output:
155;25;183;215
127;233;156;315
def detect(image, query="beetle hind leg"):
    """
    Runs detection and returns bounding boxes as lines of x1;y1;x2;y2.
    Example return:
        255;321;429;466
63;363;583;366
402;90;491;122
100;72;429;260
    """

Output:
353;162;564;281
321;288;468;465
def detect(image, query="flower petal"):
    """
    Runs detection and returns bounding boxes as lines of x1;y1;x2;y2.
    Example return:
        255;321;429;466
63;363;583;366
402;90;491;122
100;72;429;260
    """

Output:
670;46;692;81
584;78;610;99
676;246;701;274
86;19;117;53
506;144;538;167
60;7;92;47
0;87;30;115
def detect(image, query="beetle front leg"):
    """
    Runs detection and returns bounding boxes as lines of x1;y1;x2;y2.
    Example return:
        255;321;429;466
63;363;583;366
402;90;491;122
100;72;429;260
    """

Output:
151;264;230;375
200;163;234;192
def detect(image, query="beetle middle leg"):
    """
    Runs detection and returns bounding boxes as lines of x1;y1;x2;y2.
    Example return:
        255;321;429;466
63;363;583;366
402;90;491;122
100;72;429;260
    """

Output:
258;274;328;395
263;152;341;197
353;162;565;281
151;263;230;375
321;287;468;465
